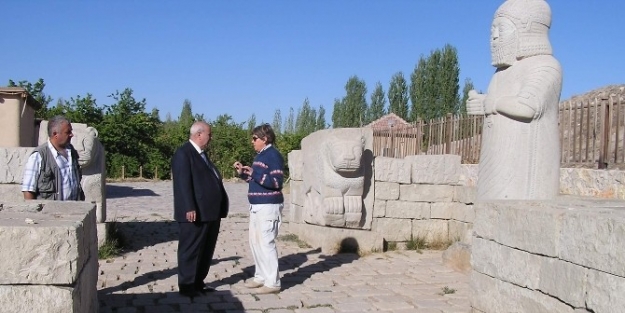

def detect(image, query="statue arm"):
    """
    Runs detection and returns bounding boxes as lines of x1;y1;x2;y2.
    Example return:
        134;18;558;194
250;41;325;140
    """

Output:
496;62;562;121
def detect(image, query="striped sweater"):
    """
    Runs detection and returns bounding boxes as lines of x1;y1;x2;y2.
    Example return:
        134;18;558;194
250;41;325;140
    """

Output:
239;145;285;204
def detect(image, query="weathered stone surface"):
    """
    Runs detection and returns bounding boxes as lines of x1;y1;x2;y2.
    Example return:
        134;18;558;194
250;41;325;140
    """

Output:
472;237;541;289
372;218;411;242
399;184;454;202
290;180;305;207
454;186;476;204
560;168;625;199
0;201;96;284
0;148;33;184
459;164;478;187
284;222;383;254
430;202;472;221
287;150;304;181
374;157;411;183
448;220;472;244
442;242;471;273
406;154;461;185
372;200;386;217
288;204;304;224
539;258;588;308
471;271;576;313
474;201;563;257
412;219;448;242
585;269;625;313
385;201;429;219
374;182;399;200
0;184;28;201
558;206;625;277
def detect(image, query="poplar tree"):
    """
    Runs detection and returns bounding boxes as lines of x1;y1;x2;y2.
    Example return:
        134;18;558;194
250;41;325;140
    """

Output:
388;72;409;120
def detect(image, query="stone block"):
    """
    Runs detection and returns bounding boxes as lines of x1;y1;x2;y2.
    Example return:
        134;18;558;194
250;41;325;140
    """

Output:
406;154;461;185
385;201;429;219
412;219;448;242
459;164;478;187
558;207;625;277
399;184;454;202
374;157;411;183
289;180;305;207
539;258;588;308
442;242;471;273
430;202;454;219
474;201;563;257
0;201;96;284
286;222;383;254
372;218;411;242
0;148;34;184
372;200;386;217
471;271;576;313
287;150;304;181
448;220;472;244
471;237;541;289
0;184;23;202
288;204;304;224
451;203;475;223
375;182;400;200
586;269;625;313
454;186;476;204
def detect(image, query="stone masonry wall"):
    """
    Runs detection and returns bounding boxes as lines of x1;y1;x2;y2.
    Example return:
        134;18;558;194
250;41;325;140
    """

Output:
0;201;98;313
373;155;475;246
471;199;625;313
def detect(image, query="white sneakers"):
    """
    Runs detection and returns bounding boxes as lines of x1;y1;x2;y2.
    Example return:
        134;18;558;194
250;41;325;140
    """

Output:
244;280;264;288
244;280;280;294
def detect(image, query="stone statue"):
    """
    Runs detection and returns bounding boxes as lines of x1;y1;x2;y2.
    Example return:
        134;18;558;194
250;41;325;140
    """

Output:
302;129;371;228
38;121;107;222
466;0;562;200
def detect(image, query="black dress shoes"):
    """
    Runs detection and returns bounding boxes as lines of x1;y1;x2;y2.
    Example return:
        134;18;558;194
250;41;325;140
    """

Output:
179;284;200;298
198;285;216;294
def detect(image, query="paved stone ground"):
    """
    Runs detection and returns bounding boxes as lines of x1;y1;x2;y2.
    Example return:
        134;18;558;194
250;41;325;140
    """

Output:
98;181;470;313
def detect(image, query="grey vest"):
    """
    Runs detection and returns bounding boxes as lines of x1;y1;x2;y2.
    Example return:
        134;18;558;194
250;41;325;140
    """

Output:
33;143;83;200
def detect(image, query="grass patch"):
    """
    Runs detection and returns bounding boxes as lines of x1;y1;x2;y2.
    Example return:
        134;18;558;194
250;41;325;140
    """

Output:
277;233;311;248
440;286;456;295
405;236;427;251
98;221;126;260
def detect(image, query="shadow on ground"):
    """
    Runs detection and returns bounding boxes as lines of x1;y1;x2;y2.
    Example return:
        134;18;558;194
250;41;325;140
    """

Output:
113;221;178;253
106;184;160;199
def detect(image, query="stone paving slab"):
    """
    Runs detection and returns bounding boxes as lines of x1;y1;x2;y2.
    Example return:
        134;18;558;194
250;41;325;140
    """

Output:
99;181;470;312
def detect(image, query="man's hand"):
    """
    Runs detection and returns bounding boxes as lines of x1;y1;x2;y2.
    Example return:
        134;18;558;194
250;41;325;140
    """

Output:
233;161;243;175
241;165;252;176
186;210;196;222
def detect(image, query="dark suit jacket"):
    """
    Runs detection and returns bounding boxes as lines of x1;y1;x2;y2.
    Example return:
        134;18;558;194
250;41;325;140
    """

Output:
172;141;229;222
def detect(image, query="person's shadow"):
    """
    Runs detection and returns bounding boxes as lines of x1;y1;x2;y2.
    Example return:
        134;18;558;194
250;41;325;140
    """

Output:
212;237;361;291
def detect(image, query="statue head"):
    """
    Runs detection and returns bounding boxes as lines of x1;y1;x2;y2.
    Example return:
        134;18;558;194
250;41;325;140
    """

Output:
491;0;552;67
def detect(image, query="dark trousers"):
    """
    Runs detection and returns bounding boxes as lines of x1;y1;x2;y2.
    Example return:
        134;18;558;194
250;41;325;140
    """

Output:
177;220;221;291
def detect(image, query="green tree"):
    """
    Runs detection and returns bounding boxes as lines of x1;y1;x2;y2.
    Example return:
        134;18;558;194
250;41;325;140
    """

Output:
285;107;295;134
208;114;255;178
295;98;317;136
98;88;160;178
272;109;282;134
367;82;386;124
315;105;327;131
341;76;367;127
388;72;409;120
7;78;53;119
247;114;257;133
410;56;428;121
438;44;460;117
458;78;475;115
331;98;345;128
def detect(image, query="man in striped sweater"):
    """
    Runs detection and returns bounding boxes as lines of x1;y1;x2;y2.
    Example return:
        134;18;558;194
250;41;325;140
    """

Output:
234;124;285;294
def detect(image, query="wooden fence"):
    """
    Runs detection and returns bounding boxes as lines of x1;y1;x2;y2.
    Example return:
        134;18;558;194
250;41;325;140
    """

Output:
373;93;625;169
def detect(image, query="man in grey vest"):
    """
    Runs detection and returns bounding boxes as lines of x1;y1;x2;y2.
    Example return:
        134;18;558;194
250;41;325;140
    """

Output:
21;115;84;201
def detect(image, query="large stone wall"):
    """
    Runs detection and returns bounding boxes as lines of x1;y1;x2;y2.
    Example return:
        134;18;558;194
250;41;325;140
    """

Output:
471;199;625;313
0;201;98;313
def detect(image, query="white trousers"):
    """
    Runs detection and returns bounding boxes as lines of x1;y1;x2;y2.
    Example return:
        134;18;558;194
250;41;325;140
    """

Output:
249;203;283;288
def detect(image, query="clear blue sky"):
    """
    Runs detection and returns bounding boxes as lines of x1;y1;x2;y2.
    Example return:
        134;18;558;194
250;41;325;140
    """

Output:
3;1;623;125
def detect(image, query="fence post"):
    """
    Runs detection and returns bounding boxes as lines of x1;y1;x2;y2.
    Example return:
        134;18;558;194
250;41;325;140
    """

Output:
121;166;125;180
445;113;453;154
599;94;610;169
154;166;158;180
139;166;143;178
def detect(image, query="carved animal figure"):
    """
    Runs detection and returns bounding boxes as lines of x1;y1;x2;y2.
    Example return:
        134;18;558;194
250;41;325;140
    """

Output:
302;129;365;228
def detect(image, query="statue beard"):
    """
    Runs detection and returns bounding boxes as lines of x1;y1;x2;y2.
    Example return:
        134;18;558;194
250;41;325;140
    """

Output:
491;35;517;68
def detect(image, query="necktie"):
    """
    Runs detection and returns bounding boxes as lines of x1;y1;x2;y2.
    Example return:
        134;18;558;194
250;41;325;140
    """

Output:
201;152;220;180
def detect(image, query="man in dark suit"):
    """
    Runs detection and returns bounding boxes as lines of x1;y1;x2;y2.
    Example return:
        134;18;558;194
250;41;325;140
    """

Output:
171;121;229;298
